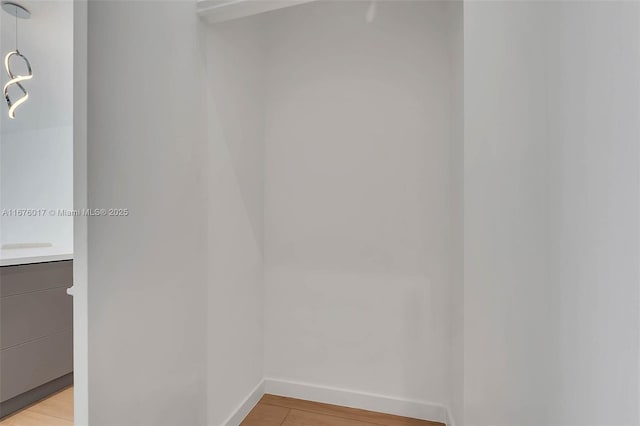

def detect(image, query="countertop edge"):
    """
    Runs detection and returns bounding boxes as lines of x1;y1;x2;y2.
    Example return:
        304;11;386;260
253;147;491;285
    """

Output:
0;253;74;267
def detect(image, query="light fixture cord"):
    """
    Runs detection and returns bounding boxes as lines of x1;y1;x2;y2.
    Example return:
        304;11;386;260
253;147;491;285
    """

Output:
15;8;18;52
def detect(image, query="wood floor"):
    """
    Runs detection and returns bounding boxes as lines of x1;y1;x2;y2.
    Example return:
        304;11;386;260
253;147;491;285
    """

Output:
0;388;443;426
0;387;73;426
241;395;444;426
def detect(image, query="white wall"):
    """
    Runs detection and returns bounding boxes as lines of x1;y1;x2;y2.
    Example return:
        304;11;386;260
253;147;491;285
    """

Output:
86;1;208;425
262;0;456;408
448;1;464;424
464;2;639;425
205;15;266;426
84;2;640;426
0;126;73;251
465;4;555;423
546;3;639;424
72;0;88;423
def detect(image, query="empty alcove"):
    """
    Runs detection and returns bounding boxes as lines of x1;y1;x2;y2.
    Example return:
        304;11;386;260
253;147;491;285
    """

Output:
82;1;640;425
203;1;463;424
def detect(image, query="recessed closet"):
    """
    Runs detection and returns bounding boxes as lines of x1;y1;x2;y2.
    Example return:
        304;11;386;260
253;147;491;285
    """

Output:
84;1;640;426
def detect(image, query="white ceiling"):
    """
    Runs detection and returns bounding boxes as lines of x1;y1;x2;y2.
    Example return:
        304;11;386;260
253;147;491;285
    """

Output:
0;0;73;134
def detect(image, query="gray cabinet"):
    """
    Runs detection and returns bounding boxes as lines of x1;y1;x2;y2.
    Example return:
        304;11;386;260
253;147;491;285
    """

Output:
0;260;73;417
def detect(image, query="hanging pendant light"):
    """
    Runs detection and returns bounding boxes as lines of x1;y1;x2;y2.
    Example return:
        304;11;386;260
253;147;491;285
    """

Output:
2;1;32;119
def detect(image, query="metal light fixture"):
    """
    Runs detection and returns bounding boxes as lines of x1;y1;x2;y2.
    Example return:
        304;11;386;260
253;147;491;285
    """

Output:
2;1;32;119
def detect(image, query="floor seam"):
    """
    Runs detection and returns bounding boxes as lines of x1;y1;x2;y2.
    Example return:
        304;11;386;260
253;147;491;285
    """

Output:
279;407;291;425
281;407;382;426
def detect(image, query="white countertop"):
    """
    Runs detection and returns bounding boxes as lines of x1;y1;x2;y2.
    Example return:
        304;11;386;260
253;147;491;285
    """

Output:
0;247;73;267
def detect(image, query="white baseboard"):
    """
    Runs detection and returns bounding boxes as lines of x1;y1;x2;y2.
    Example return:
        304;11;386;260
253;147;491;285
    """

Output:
446;406;456;426
223;380;265;426
264;377;450;425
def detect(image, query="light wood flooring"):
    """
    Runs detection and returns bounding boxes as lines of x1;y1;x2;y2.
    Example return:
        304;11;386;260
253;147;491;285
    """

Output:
0;387;73;426
0;388;444;426
241;394;444;426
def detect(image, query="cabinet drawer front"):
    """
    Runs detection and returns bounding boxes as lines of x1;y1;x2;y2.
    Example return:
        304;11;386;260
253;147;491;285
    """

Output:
0;261;73;297
0;329;73;402
1;287;73;350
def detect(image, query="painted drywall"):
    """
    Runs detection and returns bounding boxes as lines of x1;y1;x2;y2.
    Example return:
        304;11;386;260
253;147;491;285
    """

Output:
464;2;639;425
545;2;639;423
86;1;208;425
84;2;640;426
448;0;464;424
72;0;88;423
205;15;266;426
262;0;456;408
464;4;556;423
0;126;73;252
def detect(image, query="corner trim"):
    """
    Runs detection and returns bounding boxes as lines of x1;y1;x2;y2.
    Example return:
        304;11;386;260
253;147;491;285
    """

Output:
264;377;450;425
446;405;456;426
223;380;265;426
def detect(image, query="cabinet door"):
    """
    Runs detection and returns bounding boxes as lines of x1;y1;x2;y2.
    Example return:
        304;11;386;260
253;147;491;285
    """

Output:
0;261;73;402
